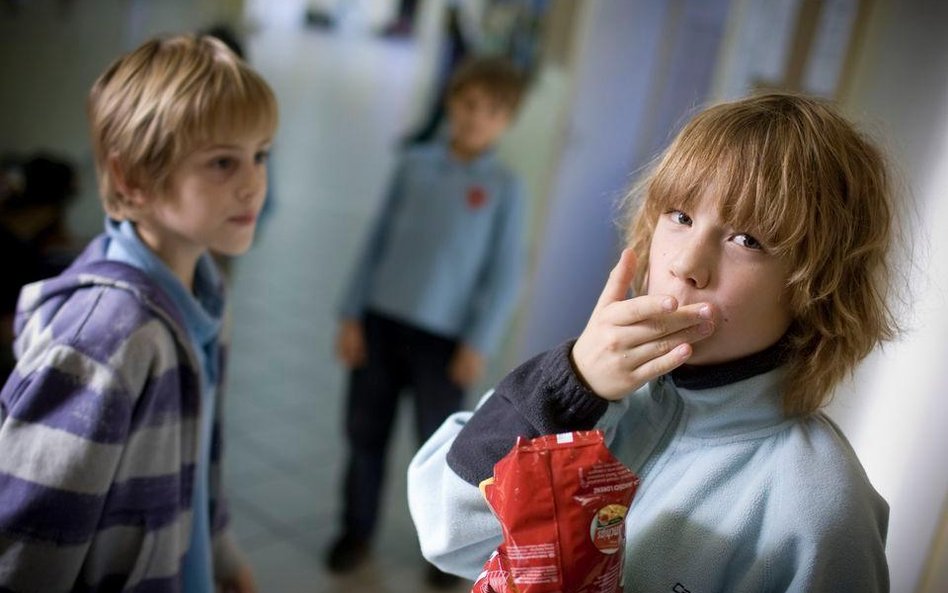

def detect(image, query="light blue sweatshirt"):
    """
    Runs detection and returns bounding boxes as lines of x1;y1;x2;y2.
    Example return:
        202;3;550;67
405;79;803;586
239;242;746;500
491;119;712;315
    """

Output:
339;142;526;355
105;219;223;593
407;341;889;592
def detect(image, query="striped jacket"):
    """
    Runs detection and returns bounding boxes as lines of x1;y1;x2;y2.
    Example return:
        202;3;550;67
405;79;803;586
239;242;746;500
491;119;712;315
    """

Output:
0;236;244;592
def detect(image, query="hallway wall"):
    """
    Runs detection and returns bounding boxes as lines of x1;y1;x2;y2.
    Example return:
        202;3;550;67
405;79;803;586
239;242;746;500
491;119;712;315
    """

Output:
516;0;729;359
828;1;948;591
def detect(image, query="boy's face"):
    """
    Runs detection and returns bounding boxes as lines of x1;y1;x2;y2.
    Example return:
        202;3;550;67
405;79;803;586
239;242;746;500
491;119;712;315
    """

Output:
447;84;513;156
646;193;793;365
136;128;272;260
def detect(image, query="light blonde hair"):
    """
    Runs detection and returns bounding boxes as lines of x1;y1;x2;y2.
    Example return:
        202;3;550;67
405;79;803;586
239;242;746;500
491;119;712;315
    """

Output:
626;92;898;416
88;34;278;216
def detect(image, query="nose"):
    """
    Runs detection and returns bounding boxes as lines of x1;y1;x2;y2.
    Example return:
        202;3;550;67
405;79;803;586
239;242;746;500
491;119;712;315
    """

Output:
238;164;266;203
669;235;712;289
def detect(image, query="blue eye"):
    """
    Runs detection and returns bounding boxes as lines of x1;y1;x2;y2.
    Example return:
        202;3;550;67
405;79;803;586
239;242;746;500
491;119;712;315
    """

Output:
733;233;763;250
669;210;692;225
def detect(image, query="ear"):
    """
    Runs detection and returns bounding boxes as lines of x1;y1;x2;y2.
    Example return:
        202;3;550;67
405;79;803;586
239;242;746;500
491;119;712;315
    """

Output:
107;153;149;211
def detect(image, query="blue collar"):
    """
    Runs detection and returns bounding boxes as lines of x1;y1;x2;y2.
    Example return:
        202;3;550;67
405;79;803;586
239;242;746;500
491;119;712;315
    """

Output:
103;218;223;350
670;366;789;439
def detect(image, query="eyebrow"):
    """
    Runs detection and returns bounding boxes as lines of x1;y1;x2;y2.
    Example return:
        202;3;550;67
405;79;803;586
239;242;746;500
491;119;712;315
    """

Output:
200;139;274;152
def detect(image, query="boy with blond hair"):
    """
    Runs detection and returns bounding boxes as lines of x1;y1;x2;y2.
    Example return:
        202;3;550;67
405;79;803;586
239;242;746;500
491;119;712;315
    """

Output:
0;34;277;593
409;93;896;591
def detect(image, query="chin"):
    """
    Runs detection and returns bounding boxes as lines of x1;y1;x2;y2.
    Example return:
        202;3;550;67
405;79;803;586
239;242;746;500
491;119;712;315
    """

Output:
215;238;255;256
684;351;715;366
458;135;488;149
685;341;732;366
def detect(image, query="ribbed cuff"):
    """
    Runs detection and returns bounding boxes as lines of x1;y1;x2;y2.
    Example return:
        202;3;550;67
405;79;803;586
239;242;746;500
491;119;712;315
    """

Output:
529;340;609;430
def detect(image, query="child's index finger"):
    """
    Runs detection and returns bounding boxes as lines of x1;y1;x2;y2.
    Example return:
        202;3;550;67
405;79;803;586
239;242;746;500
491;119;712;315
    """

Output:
605;298;715;329
594;248;637;312
602;294;678;326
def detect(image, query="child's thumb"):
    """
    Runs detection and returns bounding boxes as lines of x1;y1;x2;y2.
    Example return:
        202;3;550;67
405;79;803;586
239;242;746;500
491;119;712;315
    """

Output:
594;248;637;312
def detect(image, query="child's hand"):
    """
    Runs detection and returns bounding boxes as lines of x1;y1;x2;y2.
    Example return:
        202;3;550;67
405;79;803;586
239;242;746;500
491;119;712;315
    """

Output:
450;343;486;388
336;320;367;369
216;564;257;593
571;248;716;400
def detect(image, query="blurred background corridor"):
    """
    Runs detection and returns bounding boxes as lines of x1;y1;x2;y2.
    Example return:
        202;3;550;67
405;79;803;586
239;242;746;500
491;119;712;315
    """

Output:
1;1;946;592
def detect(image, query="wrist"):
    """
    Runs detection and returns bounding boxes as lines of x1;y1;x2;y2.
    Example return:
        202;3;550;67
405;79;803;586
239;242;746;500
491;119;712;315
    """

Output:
569;338;609;399
532;340;610;425
567;344;594;392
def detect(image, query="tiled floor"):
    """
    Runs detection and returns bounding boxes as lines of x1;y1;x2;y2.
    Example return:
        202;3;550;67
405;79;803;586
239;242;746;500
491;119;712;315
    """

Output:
219;8;473;593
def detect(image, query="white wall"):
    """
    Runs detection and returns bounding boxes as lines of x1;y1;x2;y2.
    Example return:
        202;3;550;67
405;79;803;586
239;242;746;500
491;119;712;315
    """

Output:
827;1;948;591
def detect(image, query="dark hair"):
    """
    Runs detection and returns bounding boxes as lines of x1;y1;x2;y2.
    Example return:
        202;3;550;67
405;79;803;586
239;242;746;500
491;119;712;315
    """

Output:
447;56;527;113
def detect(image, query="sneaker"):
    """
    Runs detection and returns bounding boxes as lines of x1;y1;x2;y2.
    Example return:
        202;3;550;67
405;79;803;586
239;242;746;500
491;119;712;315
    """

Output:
426;564;461;589
325;533;369;573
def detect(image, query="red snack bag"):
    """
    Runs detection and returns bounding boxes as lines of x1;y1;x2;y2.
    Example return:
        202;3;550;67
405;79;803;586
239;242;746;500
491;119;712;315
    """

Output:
473;430;639;593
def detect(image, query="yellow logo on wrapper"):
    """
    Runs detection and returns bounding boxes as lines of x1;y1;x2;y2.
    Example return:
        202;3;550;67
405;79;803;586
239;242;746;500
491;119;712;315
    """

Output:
590;504;628;554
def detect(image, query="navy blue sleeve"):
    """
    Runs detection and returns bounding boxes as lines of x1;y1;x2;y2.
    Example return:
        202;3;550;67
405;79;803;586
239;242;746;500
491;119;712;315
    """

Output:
446;340;609;485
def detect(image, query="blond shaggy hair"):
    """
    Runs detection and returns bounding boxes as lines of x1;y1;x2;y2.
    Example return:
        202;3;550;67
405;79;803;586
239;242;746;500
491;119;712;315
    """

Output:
626;92;898;416
88;34;278;216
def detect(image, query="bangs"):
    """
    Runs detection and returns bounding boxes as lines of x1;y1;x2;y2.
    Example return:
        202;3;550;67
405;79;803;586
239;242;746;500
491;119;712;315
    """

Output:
179;60;278;150
89;34;279;215
645;102;816;256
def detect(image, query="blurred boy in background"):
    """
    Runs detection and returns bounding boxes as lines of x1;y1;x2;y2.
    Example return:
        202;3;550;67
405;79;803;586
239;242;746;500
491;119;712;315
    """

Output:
328;56;528;588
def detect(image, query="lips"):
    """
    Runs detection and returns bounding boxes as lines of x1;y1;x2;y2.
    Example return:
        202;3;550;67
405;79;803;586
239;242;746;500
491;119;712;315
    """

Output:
228;213;257;226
